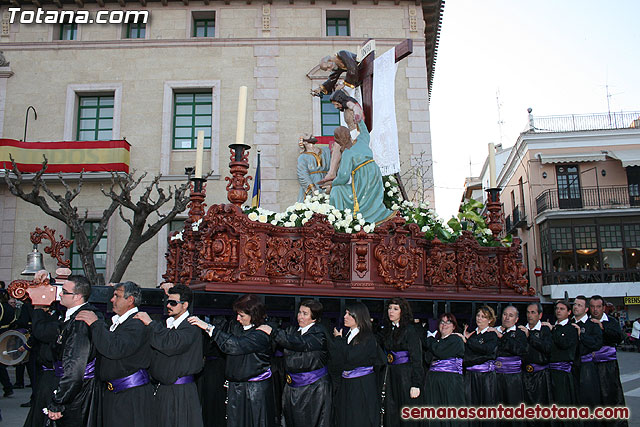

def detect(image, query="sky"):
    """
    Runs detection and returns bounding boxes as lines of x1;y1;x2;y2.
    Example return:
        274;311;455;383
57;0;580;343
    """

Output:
429;0;640;220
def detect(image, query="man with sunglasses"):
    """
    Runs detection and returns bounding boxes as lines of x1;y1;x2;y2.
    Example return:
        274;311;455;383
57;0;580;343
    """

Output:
76;281;153;427
47;275;102;427
135;284;203;427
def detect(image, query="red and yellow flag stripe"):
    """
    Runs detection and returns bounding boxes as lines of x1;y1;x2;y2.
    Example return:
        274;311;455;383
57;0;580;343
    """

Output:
0;139;130;173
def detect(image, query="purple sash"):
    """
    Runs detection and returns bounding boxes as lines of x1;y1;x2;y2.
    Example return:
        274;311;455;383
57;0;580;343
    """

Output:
106;369;150;393
580;353;594;363
42;365;54;372
174;375;195;385
206;356;219;362
430;358;463;375
387;350;410;365
248;368;272;382
466;360;495;373
287;366;328;387
549;361;573;372
593;345;617;363
274;350;284;357
342;366;374;379
54;358;96;379
495;356;522;374
525;363;548;373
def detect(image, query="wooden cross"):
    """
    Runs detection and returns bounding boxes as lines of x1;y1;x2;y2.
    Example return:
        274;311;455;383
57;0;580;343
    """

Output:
357;38;413;199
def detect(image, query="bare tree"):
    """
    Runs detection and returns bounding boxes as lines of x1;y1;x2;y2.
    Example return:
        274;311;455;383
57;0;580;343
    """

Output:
3;156;193;285
400;151;434;204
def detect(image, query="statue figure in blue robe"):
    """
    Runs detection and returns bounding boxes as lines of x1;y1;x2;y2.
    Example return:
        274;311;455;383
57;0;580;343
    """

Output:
297;135;331;202
329;120;394;224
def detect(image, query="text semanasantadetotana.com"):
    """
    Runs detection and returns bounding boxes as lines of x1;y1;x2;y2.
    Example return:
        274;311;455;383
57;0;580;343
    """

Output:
401;404;630;420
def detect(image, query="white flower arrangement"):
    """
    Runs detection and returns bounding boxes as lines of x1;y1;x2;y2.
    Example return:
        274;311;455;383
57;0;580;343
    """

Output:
170;231;184;241
191;218;203;231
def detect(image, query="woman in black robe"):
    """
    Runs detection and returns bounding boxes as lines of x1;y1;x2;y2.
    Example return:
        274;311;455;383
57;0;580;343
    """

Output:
422;312;466;427
330;302;381;427
378;297;422;427
189;294;276;427
271;299;331;427
463;306;498;417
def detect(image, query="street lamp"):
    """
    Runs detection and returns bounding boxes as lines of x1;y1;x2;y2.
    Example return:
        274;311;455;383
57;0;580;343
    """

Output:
23;106;37;142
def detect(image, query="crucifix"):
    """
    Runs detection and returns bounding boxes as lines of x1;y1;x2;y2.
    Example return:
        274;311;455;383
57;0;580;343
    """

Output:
358;38;413;200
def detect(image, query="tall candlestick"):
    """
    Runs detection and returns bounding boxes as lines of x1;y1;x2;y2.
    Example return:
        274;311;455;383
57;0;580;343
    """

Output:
235;86;248;145
195;130;204;179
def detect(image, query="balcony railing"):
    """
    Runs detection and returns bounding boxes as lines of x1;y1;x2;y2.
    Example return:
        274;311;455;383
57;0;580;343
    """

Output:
536;186;640;215
531;111;640;132
543;269;640;286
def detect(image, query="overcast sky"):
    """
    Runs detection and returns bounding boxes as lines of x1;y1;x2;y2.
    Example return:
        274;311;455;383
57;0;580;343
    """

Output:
429;0;640;219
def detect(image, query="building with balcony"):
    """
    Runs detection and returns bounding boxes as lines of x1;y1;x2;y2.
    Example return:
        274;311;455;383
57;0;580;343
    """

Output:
487;110;640;319
0;0;442;286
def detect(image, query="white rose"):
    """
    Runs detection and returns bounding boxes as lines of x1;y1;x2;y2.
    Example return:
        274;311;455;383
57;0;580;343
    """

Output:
305;210;313;219
354;224;361;231
271;220;278;225
385;181;391;188
328;214;336;222
258;214;268;223
391;204;399;211
359;219;365;225
387;191;393;197
421;226;428;232
345;227;352;234
248;212;258;221
290;213;298;221
389;176;396;183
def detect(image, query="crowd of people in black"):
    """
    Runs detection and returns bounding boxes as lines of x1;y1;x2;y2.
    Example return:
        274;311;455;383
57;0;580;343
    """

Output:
0;272;630;427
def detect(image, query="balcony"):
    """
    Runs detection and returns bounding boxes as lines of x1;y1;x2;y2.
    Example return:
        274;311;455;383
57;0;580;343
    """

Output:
531;111;640;132
543;269;640;286
536;186;640;215
505;205;527;234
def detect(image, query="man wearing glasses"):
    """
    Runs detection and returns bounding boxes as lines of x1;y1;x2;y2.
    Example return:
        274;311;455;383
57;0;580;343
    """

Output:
76;281;153;427
47;275;102;427
135;284;204;427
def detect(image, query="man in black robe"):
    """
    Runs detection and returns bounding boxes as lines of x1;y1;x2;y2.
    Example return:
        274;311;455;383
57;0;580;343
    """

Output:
47;275;102;427
589;295;628;427
543;300;577;405
494;305;527;426
572;295;602;411
135;284;204;427
76;281;153;427
519;303;552;406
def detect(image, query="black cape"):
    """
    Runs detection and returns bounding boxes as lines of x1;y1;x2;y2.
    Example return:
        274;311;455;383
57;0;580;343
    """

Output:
573;316;602;408
549;321;577;405
148;316;204;427
463;329;498;407
23;307;61;427
522;324;553;406
595;315;628;427
90;312;154;427
495;326;528;406
198;326;226;427
48;303;102;427
273;323;332;427
212;322;276;427
423;334;466;427
329;331;380;427
378;323;423;427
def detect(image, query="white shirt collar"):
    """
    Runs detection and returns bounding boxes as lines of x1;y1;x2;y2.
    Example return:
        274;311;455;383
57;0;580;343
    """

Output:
298;322;315;335
527;320;542;331
499;325;517;333
347;327;359;344
392;322;400;328
64;302;87;322
476;326;489;334
574;314;589;324
597;313;609;322
243;324;255;331
556;318;569;326
166;311;189;329
110;307;138;331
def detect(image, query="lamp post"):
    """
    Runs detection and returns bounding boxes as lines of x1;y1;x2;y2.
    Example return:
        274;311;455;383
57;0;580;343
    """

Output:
23;106;37;142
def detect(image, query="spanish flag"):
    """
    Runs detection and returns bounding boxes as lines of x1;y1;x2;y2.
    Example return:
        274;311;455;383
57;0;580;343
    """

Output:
0;139;130;173
251;151;261;208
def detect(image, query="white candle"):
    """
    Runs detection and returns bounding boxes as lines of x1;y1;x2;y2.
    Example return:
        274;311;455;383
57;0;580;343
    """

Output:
235;86;248;145
488;142;497;188
195;130;204;179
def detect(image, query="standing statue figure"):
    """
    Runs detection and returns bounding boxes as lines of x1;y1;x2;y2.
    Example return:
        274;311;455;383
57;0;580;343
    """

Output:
328;111;394;224
310;51;359;97
297;134;331;202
